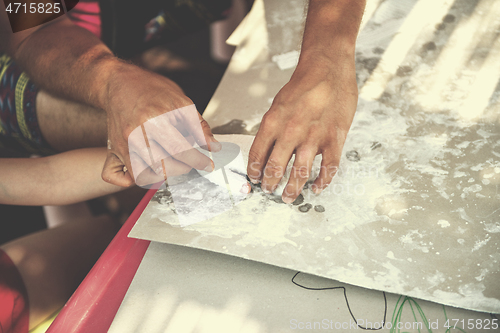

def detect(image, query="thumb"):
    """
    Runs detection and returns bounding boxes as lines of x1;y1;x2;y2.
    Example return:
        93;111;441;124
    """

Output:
102;151;135;187
198;113;222;152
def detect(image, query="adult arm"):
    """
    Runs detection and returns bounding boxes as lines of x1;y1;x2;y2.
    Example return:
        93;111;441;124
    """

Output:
0;148;127;206
247;0;365;203
0;4;219;188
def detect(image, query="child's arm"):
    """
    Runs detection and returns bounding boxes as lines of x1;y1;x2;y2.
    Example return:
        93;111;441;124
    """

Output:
0;148;129;206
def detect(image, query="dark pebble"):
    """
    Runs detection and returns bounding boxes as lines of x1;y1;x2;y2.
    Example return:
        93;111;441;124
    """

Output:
314;205;325;213
380;92;392;102
292;194;304;206
298;203;313;213
153;189;172;204
360;57;381;73
371;142;382;150
346;150;360;162
423;41;436;51
248;180;262;192
396;66;412;77
443;14;455;23
271;196;284;204
436;23;446;30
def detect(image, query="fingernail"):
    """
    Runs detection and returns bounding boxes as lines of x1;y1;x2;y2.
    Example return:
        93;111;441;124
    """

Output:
249;177;260;184
282;196;294;204
312;186;322;194
240;183;251;194
204;164;214;172
210;140;222;151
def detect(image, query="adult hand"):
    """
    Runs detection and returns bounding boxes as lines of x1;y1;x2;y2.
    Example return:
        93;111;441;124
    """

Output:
0;6;221;188
101;64;221;188
247;54;358;203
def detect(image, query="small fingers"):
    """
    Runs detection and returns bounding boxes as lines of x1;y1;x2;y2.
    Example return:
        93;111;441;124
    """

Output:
147;139;194;177
130;151;163;187
154;156;193;179
144;120;214;172
132;152;193;188
147;140;169;170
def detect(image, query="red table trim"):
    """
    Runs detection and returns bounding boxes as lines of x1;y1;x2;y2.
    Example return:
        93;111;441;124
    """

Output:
46;189;155;333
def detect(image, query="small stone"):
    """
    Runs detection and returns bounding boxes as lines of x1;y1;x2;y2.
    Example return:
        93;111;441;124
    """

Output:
249;180;262;192
159;197;170;205
380;92;392;102
360;57;380;73
292;194;304;206
423;41;436;51
396;66;412;77
271;196;284;204
346;150;360;162
153;189;172;204
371;142;382;150
436;23;446;30
443;14;455;23
298;203;313;213
314;205;325;213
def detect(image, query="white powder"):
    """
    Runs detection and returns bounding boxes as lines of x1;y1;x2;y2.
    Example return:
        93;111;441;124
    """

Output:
438;220;450;228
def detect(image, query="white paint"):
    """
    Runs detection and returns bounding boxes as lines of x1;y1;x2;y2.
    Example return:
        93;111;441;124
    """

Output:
483;222;500;233
472;237;491;252
438;220;450;228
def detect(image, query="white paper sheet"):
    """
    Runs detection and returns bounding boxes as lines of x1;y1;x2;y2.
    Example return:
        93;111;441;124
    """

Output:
109;242;496;333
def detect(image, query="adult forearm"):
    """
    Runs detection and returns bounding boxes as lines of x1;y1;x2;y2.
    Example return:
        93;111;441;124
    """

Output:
5;16;119;110
299;0;365;65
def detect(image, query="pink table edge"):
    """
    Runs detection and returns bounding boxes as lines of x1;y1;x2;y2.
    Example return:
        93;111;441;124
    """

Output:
46;189;155;333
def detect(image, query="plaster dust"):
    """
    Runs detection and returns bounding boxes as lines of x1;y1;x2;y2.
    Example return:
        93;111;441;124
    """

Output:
145;134;394;246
